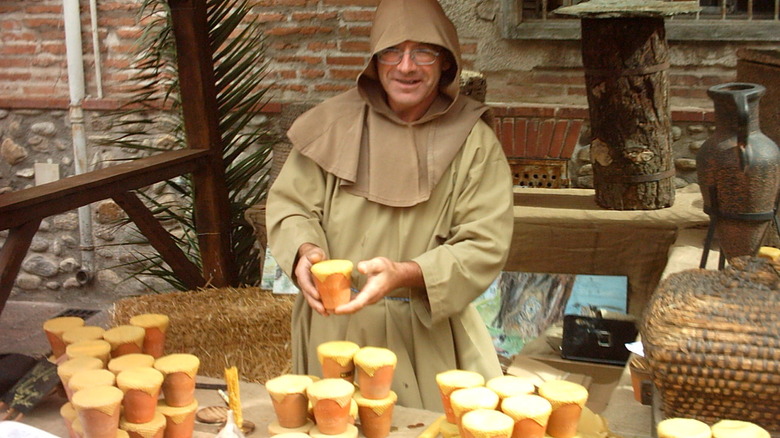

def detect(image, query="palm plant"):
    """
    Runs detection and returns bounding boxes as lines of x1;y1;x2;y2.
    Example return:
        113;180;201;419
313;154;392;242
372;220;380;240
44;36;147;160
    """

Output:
101;0;275;290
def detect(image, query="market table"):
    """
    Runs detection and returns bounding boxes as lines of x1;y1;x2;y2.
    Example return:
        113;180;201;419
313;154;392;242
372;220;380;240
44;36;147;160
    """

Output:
18;376;443;437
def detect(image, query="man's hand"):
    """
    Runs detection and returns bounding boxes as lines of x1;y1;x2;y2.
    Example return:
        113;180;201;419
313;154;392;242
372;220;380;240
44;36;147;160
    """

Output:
333;257;423;314
294;243;328;316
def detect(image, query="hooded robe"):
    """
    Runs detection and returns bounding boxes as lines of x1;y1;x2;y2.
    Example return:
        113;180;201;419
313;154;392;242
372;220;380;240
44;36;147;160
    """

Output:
266;0;514;410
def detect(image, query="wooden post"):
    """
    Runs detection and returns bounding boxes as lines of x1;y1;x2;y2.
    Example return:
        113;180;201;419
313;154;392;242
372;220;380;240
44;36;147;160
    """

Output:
167;0;237;286
556;1;700;210
583;16;674;210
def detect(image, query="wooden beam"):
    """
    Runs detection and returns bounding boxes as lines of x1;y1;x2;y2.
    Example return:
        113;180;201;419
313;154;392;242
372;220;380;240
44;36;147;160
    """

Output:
112;191;206;290
168;0;237;287
0;149;209;231
0;220;42;315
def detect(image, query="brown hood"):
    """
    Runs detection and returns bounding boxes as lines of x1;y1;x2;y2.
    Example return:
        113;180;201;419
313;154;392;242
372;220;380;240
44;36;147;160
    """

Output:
287;0;488;207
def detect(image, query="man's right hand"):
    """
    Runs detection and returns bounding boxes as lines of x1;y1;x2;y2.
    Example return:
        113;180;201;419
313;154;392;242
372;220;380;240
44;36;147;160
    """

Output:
294;243;328;316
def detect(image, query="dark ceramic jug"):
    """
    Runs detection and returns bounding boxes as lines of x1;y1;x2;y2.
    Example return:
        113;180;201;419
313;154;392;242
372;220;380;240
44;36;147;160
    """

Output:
697;82;780;261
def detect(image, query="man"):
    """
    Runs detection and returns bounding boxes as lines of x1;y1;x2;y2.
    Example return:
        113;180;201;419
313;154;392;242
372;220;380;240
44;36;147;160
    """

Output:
265;0;514;410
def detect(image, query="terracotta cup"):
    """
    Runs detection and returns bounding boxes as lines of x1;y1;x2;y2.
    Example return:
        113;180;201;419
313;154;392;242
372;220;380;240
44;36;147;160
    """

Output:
656;418;712;438
486;375;535;407
309;424;359;438
353;346;397;400
63;326;106;347
103;325;146;358
60;401;79;438
57;356;105;401
460;409;515;438
71;417;84;438
316;340;360;382
129;313;170;359
349;398;358;425
501;394;552;438
310;259;354;311
266;374;314;428
711;419;769;438
306;378;355;435
629;356;651;403
43;316;85;358
157;400;198;438
154;353;200;407
116;367;165;424
69;369;117;399
353;389;397;438
435;369;485;423
120;411;166;438
66;339;113;365
537;380;589;438
71;385;124;438
108;353;156;376
449;386;500;436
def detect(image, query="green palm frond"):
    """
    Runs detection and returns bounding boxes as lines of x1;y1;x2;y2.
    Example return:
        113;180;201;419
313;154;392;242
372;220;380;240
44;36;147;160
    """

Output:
99;0;276;291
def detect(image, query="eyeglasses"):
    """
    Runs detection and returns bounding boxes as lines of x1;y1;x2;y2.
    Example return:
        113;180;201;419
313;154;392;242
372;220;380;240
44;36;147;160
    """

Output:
376;48;441;66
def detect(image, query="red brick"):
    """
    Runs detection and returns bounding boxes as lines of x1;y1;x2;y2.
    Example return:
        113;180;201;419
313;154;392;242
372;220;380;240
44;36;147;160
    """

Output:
537;119;555;157
560;119;583;159
500;118;514;156
41;42;66;55
509;105;556;118
300;69;325;79
340;41;370;52
292;12;338;21
342;10;375;22
275;55;323;65
314;84;351;92
526;119;540;157
548;120;569;158
21;18;62;28
324;0;380;5
0;44;37;55
514;119;528;157
278;70;298;79
270;42;300;50
460;43;477;55
326;56;366;66
330;69;361;80
555;106;589;119
255;12;286;23
341;25;372;37
24;5;62;14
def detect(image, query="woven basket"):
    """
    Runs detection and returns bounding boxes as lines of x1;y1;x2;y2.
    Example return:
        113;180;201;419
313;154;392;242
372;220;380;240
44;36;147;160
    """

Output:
642;256;780;430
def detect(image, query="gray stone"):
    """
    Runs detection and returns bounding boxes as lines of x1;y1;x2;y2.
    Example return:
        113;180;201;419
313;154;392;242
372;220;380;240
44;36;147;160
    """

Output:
577;175;594;188
62;156;72;166
59;257;80;273
0;187;12;195
31;122;57;137
63;277;82;289
39;220;51;232
576;146;591;163
49;238;63;256
97;269;122;286
22;255;59;277
52;213;79;231
27;135;44;146
16;168;35;178
45;281;61;290
61;235;79;248
16;273;43;290
689;140;704;152
578;163;593;176
688;125;706;134
95;228;116;242
674;177;690;189
29;237;50;252
671;125;682;141
1;138;28;165
96;248;114;259
0;110;8;119
675;158;698;170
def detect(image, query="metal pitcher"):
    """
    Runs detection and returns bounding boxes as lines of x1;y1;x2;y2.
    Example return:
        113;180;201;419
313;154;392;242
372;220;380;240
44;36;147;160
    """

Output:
697;82;780;262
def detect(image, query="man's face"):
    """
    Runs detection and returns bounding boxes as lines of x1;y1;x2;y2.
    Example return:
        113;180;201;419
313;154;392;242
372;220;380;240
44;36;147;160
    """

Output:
376;40;448;122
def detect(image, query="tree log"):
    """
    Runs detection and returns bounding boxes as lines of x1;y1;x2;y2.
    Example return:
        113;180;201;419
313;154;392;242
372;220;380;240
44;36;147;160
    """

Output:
582;17;675;210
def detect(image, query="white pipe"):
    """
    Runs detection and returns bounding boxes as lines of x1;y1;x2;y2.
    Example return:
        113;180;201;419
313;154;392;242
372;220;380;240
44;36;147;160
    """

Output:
88;0;103;98
63;0;95;284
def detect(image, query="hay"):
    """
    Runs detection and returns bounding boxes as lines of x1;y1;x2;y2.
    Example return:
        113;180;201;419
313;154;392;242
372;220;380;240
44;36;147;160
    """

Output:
112;287;296;384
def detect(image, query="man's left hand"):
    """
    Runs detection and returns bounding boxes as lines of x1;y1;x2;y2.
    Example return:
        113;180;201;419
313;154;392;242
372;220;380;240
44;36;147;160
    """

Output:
332;257;423;314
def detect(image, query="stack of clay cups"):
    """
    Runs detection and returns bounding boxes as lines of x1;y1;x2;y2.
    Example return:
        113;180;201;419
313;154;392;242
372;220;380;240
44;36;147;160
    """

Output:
537;380;589;438
65;339;113;366
501;394;553;438
266;374;315;435
129;313;170;359
120;411;167;438
108;354;156;376
306;378;358;438
153;353;200;437
57;356;105;401
317;341;360;382
435;369;486;436
116;367;165;425
353;390;397;438
71;385;125;438
460;409;515;438
62;326;107;348
485;375;535;409
69;369;117;399
43;316;85;359
449;386;500;437
103;325;146;358
155;399;199;438
60;401;79;438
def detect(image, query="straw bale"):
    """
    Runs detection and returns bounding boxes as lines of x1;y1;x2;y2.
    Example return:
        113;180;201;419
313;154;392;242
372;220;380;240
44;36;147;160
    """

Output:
112;287;296;384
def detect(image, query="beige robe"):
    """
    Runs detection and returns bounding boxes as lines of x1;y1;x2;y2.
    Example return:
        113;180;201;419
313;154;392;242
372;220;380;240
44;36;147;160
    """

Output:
266;120;513;410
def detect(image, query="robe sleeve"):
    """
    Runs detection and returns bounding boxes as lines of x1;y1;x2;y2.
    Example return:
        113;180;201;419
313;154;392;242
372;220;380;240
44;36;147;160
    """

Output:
412;121;514;325
266;149;331;281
